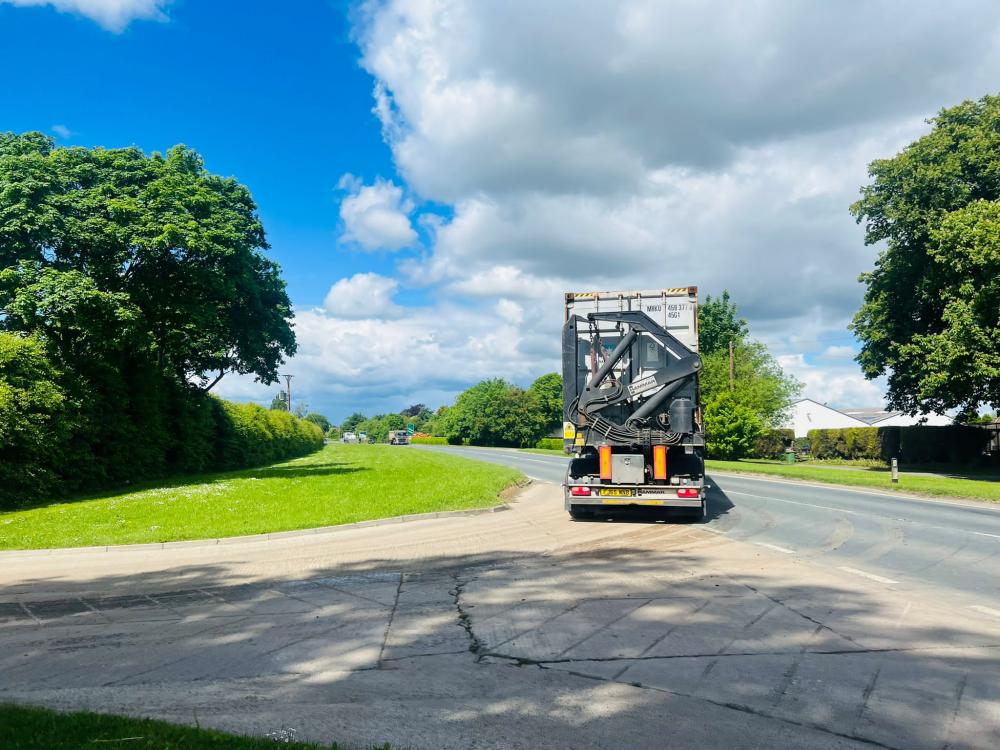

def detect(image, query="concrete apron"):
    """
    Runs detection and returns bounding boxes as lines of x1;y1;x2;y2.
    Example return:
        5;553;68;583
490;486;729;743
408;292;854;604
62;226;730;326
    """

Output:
1;483;999;750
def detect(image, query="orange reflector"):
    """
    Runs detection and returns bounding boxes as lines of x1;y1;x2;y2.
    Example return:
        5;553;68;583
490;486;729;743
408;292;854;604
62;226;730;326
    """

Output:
653;445;667;480
599;445;612;480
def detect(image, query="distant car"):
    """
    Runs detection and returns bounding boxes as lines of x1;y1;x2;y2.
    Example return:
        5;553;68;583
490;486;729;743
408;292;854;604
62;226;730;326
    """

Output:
358;432;369;444
388;430;410;445
342;431;358;444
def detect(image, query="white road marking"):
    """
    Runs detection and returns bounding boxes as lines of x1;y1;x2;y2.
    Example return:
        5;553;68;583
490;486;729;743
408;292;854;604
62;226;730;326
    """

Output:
837;566;899;585
701;526;725;534
756;542;794;554
969;605;1000;619
726;489;859;515
973;531;1000;540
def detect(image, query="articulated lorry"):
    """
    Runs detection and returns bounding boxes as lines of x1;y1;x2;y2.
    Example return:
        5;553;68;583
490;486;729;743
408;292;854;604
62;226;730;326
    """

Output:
561;288;706;520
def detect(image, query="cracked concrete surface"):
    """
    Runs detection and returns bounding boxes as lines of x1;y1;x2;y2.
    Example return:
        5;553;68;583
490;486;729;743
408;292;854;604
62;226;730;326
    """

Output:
2;483;999;749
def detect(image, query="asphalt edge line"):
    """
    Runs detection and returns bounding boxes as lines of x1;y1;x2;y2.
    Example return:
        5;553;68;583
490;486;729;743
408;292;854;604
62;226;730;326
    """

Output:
0;484;537;560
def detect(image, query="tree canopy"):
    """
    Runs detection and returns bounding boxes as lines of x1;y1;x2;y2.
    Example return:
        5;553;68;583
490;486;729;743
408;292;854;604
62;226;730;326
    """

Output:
851;94;1000;415
528;372;563;430
698;290;748;356
442;378;549;448
0;132;295;389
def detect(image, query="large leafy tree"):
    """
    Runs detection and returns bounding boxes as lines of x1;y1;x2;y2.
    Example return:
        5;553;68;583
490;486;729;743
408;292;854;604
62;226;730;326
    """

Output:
851;95;1000;415
698;290;748;356
528;372;562;430
443;378;548;448
700;340;800;428
0;132;295;389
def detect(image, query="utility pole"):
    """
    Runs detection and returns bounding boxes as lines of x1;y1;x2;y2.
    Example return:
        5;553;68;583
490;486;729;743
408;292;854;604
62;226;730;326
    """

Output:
282;374;294;414
728;339;735;388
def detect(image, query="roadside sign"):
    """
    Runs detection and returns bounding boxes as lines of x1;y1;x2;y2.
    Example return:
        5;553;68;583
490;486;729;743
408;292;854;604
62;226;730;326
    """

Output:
406;424;415;434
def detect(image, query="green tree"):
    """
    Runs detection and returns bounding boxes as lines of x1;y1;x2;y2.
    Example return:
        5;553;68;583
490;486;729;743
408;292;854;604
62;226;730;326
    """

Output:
698;290;748;356
529;373;563;430
0;132;295;390
304;412;331;433
704;390;766;460
0;333;66;502
700;340;799;428
270;391;288;411
341;412;366;433
443;379;548;447
851;94;1000;415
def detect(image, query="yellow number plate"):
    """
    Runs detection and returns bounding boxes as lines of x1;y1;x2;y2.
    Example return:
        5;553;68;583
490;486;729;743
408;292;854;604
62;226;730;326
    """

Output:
598;488;635;497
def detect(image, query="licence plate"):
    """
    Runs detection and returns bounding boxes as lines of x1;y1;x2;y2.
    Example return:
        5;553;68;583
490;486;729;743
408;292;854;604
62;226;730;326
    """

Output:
598;488;635;497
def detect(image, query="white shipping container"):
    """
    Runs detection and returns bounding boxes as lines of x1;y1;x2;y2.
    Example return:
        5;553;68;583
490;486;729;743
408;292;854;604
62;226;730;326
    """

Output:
564;288;699;352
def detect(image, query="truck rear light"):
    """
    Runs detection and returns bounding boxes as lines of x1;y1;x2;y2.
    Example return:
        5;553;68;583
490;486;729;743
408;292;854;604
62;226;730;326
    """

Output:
570;486;591;496
677;488;699;498
599;445;612;480
653;445;667;480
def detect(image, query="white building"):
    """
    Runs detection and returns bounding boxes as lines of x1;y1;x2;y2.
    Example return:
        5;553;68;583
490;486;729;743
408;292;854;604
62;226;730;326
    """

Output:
783;399;953;438
785;399;868;438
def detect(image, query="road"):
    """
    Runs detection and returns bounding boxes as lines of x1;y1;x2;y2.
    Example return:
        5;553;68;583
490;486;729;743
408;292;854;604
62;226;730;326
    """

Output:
427;445;1000;608
1;449;999;749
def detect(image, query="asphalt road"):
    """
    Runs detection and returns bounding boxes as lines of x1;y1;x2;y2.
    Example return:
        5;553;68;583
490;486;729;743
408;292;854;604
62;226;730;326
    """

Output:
424;445;1000;612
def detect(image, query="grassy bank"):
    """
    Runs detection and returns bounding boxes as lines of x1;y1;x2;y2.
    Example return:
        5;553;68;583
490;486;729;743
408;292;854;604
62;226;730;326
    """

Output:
0;703;383;749
706;459;1000;502
0;444;523;550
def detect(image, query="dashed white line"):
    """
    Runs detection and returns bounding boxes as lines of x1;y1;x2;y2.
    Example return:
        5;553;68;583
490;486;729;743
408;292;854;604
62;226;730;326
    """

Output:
973;531;1000;540
837;566;899;585
756;542;795;554
969;605;1000;619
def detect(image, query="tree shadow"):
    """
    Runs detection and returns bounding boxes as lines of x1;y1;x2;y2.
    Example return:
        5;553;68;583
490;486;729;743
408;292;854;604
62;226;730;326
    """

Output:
3;521;997;750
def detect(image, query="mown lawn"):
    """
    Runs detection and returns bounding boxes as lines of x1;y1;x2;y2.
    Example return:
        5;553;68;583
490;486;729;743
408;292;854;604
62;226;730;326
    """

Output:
706;459;1000;502
0;444;523;550
0;703;384;749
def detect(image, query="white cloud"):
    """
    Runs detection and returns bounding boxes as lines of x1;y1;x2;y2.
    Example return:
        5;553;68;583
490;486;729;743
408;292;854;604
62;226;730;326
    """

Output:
50;124;72;139
820;345;857;360
778;354;886;409
2;0;168;31
323;272;403;319
224;2;1000;419
337;174;418;251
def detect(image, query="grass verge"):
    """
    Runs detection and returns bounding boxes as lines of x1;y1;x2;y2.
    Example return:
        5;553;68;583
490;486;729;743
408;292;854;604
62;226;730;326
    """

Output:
0;444;524;550
707;459;1000;502
519;448;569;457
0;703;383;749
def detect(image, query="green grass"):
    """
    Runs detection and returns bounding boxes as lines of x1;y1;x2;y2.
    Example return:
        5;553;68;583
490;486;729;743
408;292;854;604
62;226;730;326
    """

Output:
519;448;569;456
0;444;523;550
707;459;1000;502
0;703;384;749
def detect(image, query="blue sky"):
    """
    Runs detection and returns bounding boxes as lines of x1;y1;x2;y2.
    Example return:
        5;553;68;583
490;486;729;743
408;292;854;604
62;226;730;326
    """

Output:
0;0;403;307
3;1;999;420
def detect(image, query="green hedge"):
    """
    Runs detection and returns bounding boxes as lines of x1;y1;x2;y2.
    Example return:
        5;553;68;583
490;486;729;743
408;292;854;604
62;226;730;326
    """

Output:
411;436;448;445
807;425;990;464
535;438;564;450
0;333;323;508
752;429;794;459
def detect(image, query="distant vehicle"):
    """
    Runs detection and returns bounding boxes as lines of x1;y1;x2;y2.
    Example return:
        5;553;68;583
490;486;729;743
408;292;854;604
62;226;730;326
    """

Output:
562;288;705;521
388;430;410;445
342;431;358;444
358;432;369;443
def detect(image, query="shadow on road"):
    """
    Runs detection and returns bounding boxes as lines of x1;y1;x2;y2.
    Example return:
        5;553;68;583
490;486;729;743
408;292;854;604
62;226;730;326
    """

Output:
2;520;997;750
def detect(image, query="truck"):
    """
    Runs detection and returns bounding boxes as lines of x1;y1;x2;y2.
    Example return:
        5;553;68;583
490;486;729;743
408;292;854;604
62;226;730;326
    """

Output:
387;430;410;445
561;288;706;520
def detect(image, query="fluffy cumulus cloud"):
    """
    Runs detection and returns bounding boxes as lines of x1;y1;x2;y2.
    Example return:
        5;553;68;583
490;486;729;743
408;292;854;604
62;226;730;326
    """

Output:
2;0;168;30
236;1;1000;417
323;272;403;319
337;174;418;251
